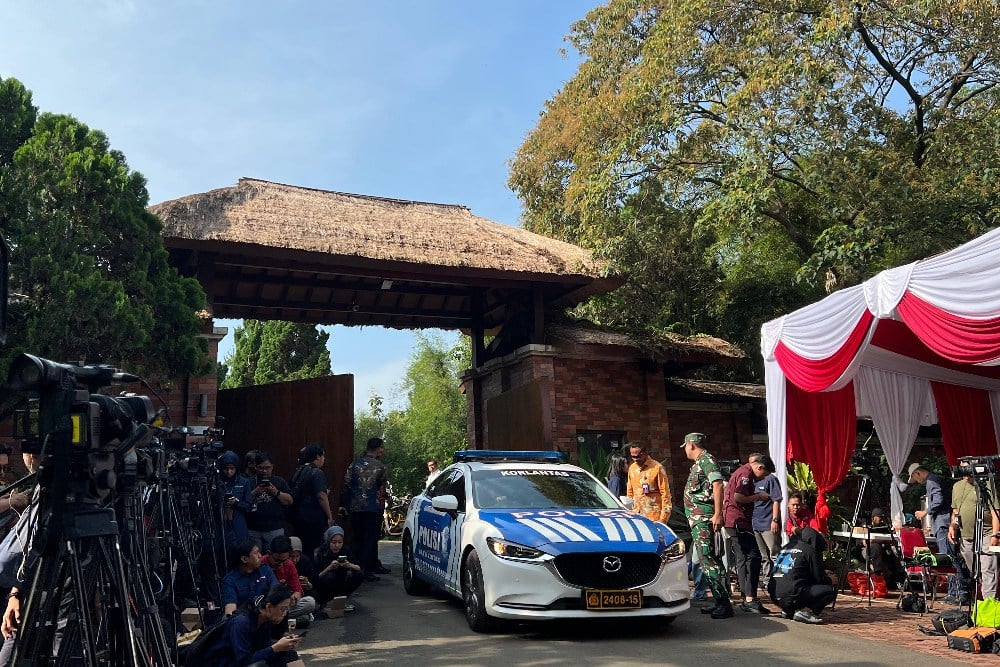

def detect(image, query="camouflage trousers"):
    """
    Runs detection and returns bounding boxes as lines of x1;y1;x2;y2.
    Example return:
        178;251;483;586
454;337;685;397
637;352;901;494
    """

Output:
691;519;730;604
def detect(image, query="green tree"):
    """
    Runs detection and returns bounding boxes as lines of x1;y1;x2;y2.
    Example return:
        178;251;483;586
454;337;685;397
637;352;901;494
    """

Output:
0;76;207;378
352;334;470;495
510;1;1000;378
220;319;331;388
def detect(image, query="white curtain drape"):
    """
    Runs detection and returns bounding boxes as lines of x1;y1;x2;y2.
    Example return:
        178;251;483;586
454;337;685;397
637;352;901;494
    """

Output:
855;367;931;527
764;359;788;537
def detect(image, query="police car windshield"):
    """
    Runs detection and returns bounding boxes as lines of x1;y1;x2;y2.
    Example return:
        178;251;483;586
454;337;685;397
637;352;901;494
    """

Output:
472;469;619;510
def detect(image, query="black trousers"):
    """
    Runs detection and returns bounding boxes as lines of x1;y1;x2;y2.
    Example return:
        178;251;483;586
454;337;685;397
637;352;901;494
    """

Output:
778;584;837;615
350;511;382;576
729;528;762;598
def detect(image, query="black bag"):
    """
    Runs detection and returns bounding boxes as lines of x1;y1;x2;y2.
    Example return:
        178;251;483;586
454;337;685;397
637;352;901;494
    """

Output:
933;609;971;634
899;593;926;613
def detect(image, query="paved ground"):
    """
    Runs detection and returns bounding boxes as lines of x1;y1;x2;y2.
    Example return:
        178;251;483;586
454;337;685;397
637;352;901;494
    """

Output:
292;542;989;666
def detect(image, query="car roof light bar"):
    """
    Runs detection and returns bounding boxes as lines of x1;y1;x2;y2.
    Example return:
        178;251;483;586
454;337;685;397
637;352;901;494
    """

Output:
453;450;566;463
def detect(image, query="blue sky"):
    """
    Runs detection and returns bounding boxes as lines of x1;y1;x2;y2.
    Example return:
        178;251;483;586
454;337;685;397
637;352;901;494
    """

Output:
1;1;593;411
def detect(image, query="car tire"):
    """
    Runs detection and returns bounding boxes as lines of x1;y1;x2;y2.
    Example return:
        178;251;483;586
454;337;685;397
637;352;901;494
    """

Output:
462;550;496;633
402;535;430;595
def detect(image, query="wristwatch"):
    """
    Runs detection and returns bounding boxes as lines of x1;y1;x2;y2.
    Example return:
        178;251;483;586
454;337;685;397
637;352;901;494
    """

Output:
6;590;20;601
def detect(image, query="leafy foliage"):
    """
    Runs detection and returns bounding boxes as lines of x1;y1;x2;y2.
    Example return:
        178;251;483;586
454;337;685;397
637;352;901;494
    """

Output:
352;333;469;495
220;320;331;388
0;76;207;378
510;1;1000;380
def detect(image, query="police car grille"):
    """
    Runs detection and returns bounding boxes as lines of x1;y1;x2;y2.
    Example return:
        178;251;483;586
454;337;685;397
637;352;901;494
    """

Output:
553;552;661;588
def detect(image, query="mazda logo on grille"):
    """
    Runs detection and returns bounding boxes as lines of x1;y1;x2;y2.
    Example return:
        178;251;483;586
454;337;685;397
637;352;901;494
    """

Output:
602;556;622;573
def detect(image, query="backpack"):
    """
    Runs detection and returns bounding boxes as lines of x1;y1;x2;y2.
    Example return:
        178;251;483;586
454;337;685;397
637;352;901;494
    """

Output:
899;592;926;614
933;609;972;635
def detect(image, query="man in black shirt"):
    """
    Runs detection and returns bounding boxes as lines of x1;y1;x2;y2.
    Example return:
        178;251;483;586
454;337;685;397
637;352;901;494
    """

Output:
247;452;293;553
768;527;836;624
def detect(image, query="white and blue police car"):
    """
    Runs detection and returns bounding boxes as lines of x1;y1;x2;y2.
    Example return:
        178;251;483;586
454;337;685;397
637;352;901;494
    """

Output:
401;450;689;631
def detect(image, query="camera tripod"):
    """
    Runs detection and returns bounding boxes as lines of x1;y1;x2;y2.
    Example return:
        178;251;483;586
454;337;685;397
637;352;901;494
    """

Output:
832;474;905;609
958;472;1000;618
12;431;173;666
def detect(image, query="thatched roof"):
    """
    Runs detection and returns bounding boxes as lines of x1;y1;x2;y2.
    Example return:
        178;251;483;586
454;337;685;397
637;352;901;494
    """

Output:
153;179;622;329
152;178;606;279
547;320;745;365
665;378;766;400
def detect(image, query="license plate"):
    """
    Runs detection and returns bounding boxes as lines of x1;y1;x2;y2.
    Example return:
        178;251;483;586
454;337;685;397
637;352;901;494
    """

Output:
584;589;642;610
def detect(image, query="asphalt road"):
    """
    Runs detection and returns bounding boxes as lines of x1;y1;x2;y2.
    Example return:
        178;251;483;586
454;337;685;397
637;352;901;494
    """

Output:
295;541;963;667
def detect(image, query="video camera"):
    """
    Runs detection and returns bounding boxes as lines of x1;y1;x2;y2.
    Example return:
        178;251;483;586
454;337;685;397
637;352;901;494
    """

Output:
952;455;1000;479
6;353;155;455
717;459;740;478
850;446;883;476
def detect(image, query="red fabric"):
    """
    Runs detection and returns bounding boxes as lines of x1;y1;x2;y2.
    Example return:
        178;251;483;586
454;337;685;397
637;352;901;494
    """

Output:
897;291;1000;364
929;382;999;465
774;310;875;392
262;555;304;596
786;380;857;533
845;572;888;598
870;319;1000;380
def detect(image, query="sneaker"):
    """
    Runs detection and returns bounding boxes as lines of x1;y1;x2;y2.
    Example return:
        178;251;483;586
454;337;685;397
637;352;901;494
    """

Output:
344;602;356;612
313;611;329;621
700;603;719;614
375;566;391;575
741;600;772;615
710;603;735;619
793;609;823;624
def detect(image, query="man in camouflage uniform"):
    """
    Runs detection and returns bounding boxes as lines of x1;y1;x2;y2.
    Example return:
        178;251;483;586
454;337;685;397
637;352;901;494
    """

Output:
682;432;733;619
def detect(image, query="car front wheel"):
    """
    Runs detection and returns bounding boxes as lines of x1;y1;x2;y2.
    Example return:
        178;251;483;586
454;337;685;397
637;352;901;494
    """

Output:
462;550;496;632
402;535;430;595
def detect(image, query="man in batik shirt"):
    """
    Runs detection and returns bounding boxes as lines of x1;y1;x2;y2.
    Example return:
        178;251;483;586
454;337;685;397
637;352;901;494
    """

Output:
626;443;671;524
682;432;733;619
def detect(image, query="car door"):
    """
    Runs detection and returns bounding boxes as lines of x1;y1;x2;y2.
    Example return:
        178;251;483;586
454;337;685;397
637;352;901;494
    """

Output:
414;468;459;587
438;469;467;595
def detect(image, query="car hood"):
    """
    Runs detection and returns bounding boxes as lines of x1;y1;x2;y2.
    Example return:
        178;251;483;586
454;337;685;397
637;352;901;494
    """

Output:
477;509;677;555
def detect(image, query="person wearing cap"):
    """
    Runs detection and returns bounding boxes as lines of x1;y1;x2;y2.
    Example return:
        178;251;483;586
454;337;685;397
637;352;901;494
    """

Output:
626;442;671;524
862;508;905;590
681;432;734;619
947;473;1000;603
723;452;777;615
908;463;953;558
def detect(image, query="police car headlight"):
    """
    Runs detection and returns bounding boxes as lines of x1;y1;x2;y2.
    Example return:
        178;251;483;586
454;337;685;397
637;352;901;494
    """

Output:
662;539;685;562
486;537;546;561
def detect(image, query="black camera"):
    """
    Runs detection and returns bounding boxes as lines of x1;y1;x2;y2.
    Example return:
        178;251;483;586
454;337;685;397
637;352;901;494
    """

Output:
717;459;740;478
952;455;1000;479
258;477;271;487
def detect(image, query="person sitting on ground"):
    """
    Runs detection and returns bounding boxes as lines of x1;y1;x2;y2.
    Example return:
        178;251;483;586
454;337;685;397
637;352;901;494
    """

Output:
202;583;302;666
863;507;906;590
768;527;837;624
785;492;816;538
314;525;364;611
288;536;318;596
262;536;318;624
221;539;279;617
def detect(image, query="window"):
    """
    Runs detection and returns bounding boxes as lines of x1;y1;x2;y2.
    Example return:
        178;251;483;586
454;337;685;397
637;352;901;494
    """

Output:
576;431;626;461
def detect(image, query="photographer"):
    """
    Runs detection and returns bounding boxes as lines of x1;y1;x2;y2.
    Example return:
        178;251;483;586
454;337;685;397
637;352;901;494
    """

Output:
248;452;293;553
219;451;253;545
948;473;1000;602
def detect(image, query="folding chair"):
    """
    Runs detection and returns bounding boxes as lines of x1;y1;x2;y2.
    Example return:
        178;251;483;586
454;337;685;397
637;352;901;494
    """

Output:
898;527;956;610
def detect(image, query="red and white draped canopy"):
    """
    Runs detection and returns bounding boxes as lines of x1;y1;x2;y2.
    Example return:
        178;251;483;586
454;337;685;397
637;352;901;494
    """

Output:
761;226;1000;530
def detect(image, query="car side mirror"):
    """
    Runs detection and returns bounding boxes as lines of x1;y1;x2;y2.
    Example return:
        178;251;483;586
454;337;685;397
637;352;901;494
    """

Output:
432;495;459;513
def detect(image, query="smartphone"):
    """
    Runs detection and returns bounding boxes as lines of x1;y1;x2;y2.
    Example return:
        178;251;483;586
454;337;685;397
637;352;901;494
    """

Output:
288;630;308;639
258;478;271;487
337;555;347;563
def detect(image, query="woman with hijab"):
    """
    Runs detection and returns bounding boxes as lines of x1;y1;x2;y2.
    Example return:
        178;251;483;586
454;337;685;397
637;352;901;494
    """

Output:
313;525;365;609
767;527;837;624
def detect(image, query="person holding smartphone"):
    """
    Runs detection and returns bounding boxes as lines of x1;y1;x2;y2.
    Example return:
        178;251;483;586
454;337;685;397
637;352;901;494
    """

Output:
313;526;364;611
248;453;293;554
202;583;302;666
